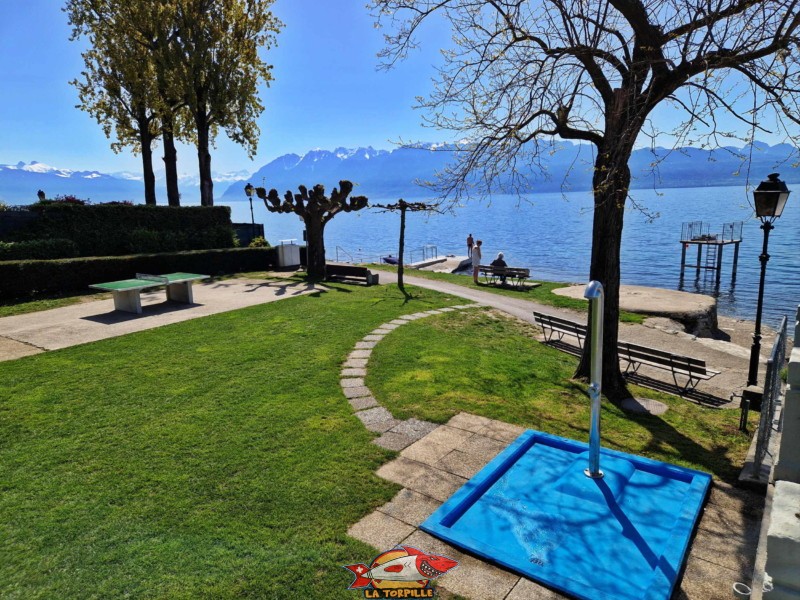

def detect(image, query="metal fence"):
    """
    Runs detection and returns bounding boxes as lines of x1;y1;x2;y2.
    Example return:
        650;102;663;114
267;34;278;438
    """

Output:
752;315;788;473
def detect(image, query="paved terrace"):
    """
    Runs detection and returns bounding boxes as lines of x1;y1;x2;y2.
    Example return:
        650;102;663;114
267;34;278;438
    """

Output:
0;273;771;598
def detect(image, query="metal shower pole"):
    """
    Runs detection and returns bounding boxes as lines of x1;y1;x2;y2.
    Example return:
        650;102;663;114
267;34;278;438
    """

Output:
584;280;605;479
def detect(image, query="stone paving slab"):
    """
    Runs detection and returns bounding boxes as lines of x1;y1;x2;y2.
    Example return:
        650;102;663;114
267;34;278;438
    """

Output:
340;367;367;377
473;420;526;443
347;510;416;551
356;407;401;433
339;377;365;388
342;386;371;399
362;334;385;342
505;578;566;600
446;412;496;433
348;396;379;411
400;438;454;466
376;488;442;527
436;448;493;479
355;341;377;349
420;424;475;450
347;349;372;360
343;358;368;369
373;432;417;451
388;418;439;440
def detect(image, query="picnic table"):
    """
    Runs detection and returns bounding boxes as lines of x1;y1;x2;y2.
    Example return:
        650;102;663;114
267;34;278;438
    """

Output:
90;272;209;314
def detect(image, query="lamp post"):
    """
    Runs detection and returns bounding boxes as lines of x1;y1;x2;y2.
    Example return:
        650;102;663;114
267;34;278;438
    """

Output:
244;183;256;241
746;173;791;389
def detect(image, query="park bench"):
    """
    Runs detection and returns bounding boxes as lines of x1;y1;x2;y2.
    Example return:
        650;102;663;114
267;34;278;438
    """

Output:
532;311;588;349
480;265;531;288
90;272;209;314
325;263;379;286
533;311;719;394
617;341;720;393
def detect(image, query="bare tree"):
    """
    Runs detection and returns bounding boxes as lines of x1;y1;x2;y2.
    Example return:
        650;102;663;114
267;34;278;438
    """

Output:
256;181;368;278
371;0;800;398
373;199;440;297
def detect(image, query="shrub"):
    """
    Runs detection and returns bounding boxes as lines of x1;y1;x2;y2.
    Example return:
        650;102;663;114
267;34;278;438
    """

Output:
0;247;279;299
9;204;235;256
0;238;79;261
248;236;269;248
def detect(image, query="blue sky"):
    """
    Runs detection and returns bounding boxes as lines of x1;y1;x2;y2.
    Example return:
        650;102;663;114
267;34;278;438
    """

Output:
0;1;789;180
0;0;448;175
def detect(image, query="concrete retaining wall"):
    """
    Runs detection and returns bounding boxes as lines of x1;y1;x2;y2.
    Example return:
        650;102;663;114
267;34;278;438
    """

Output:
764;305;800;598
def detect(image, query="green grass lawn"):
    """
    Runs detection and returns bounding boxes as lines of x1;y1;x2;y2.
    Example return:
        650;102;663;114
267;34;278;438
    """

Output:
0;284;464;599
367;308;752;481
368;265;645;323
0;282;751;598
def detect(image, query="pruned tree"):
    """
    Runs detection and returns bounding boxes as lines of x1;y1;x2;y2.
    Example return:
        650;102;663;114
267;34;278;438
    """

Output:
371;0;800;398
172;0;281;206
256;181;369;278
372;200;440;297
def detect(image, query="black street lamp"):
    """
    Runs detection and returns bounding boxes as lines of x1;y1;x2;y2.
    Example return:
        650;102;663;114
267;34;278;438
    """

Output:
746;173;791;389
244;183;256;240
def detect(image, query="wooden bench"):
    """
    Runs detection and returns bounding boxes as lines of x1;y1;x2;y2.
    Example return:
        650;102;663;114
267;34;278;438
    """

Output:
617;341;720;393
480;265;531;288
532;311;587;348
325;264;379;285
533;311;719;393
90;272;209;314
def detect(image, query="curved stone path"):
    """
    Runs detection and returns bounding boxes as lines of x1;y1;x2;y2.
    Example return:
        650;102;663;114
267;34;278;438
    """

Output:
339;304;478;450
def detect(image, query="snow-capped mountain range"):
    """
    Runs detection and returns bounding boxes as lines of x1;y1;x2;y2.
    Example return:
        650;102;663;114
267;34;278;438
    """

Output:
2;142;799;206
0;161;249;205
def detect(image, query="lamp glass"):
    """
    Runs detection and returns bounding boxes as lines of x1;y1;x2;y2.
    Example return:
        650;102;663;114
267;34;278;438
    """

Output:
244;183;254;197
753;174;790;221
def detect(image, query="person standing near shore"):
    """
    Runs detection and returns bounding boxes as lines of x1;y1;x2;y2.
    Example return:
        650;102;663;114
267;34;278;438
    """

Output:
467;233;474;256
471;239;482;283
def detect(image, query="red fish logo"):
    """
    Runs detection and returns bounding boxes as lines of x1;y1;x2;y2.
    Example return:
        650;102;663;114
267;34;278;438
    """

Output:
344;545;458;595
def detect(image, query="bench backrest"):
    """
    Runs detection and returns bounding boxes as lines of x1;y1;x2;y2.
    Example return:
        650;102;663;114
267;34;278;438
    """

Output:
618;341;708;375
533;312;587;335
326;264;371;278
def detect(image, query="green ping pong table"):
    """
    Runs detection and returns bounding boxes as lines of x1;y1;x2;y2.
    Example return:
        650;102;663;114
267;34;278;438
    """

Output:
90;272;209;314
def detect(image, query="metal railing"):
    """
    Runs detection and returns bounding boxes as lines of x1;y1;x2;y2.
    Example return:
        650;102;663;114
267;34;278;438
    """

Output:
332;244;441;266
752;315;788;473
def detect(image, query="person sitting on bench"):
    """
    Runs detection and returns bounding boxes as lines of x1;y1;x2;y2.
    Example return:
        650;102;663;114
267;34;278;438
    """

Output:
490;252;508;284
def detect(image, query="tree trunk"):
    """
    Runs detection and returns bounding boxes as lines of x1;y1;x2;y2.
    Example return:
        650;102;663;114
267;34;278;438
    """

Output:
574;143;632;400
140;128;157;206
305;215;326;278
195;110;214;206
162;121;181;207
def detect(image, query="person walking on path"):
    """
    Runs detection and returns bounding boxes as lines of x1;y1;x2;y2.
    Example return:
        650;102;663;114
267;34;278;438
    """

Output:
467;233;474;256
471;239;482;283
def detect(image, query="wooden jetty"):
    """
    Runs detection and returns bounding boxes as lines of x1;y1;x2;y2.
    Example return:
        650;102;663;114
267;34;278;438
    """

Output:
679;221;743;285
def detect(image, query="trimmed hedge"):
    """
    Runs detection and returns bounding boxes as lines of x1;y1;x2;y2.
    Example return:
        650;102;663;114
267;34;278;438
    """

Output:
4;204;235;257
0;248;277;300
0;239;79;261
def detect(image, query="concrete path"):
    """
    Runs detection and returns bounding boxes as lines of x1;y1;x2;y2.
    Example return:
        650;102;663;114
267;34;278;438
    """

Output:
0;277;321;361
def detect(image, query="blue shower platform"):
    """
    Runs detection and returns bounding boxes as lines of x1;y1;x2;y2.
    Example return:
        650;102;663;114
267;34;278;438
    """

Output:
421;430;711;600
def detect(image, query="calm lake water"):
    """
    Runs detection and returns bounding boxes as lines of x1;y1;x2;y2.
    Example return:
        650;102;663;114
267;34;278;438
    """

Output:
222;184;800;327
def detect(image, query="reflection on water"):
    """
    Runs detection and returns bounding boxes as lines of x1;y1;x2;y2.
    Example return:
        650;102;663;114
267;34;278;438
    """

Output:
221;184;799;327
